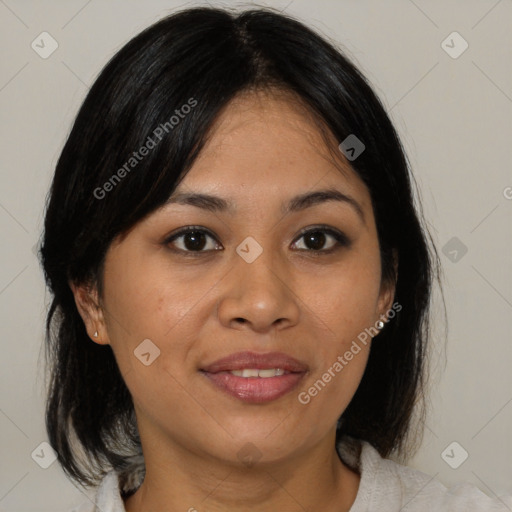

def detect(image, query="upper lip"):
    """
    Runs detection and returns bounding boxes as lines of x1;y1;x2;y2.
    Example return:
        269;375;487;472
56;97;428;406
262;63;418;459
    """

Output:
200;351;308;373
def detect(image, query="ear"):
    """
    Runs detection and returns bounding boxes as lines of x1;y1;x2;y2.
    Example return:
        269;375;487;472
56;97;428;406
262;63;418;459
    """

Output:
376;249;398;320
69;279;110;345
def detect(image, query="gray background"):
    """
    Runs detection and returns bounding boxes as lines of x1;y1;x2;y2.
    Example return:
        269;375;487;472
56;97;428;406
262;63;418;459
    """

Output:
0;0;511;510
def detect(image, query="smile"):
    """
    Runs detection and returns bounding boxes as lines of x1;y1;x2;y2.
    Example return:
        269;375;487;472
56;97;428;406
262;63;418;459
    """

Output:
226;368;287;377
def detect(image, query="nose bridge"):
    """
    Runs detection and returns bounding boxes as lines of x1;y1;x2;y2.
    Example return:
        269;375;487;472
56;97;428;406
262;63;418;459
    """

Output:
235;233;287;302
217;234;300;331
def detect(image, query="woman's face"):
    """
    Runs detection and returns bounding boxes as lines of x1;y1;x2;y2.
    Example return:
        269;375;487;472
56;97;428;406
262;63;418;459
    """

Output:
74;90;395;466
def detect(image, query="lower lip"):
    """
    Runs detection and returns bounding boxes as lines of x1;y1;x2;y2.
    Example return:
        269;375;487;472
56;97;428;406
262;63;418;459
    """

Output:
202;371;306;403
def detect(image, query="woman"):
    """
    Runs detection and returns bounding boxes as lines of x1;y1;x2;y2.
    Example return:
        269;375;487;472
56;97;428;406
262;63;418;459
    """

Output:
39;6;511;511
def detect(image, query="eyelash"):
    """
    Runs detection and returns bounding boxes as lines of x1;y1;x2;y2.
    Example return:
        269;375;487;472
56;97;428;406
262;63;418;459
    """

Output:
163;225;351;257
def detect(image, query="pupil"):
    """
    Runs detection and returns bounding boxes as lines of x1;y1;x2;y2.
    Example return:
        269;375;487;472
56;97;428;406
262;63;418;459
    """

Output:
306;231;325;250
185;231;206;251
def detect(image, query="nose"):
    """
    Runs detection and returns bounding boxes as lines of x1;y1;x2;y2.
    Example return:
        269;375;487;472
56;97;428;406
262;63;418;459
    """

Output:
216;245;300;334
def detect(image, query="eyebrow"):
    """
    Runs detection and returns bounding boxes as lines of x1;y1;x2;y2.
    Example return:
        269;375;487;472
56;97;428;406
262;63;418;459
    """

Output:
165;187;365;224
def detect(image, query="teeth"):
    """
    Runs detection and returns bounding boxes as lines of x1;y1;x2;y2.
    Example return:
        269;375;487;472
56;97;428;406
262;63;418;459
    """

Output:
229;368;286;378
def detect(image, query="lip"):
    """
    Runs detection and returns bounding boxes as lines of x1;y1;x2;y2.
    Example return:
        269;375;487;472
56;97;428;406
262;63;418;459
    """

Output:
200;351;309;373
200;351;308;404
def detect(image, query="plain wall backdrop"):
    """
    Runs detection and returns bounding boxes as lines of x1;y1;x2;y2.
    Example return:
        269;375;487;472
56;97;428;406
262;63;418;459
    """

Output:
0;0;511;510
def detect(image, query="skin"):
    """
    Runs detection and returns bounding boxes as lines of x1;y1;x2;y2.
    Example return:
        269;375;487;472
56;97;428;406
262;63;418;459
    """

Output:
71;89;396;512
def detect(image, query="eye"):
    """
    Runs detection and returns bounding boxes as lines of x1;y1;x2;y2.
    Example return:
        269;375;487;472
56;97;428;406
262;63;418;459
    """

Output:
291;226;351;254
164;225;350;256
164;226;221;255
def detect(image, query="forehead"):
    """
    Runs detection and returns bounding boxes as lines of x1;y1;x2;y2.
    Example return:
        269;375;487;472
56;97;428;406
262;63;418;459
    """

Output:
176;89;370;206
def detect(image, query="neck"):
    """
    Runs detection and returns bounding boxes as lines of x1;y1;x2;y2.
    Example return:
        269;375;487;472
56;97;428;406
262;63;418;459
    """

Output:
123;432;360;512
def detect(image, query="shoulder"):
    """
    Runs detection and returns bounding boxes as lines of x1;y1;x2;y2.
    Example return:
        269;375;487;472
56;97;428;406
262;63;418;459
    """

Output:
69;470;126;512
69;453;144;512
337;436;512;511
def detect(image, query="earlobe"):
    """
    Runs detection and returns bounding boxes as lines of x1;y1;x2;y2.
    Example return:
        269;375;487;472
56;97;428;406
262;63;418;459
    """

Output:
68;280;109;345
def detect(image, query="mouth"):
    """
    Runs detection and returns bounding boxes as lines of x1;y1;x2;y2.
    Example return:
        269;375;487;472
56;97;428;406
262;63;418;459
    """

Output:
200;351;308;404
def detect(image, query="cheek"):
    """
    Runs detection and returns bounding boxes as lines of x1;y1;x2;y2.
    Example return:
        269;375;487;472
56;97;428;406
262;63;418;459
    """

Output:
102;253;209;341
101;252;223;397
304;254;382;342
290;256;381;427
